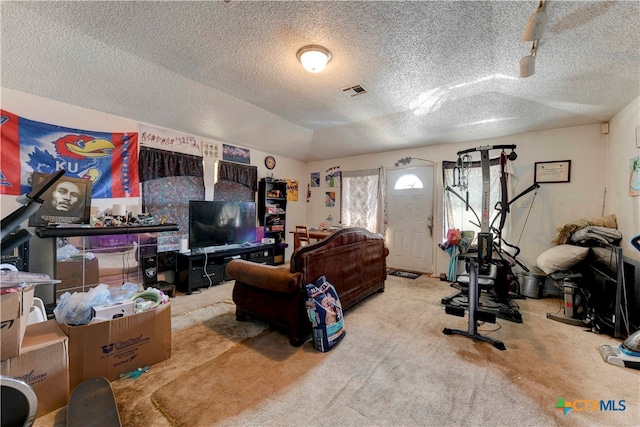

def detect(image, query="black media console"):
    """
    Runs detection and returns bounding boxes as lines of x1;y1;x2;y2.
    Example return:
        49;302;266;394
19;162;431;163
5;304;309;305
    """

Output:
175;243;275;295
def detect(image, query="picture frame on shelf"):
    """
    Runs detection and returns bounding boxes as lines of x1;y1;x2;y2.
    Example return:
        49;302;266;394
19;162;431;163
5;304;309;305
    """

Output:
534;160;571;184
29;172;93;226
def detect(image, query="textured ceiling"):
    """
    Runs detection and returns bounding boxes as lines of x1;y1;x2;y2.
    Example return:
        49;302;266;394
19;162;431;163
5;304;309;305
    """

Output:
2;1;639;161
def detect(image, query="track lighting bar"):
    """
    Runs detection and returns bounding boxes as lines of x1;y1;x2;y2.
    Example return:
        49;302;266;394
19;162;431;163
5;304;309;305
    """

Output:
520;1;549;78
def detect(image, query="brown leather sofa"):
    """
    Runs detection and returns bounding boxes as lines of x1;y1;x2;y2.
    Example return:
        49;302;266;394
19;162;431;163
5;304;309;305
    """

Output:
225;227;389;346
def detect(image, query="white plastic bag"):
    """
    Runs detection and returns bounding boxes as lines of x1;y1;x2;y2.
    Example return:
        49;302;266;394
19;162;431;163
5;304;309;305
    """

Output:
54;284;111;325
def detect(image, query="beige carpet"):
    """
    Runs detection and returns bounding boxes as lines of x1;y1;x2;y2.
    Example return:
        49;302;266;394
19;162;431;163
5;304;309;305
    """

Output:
34;283;268;427
35;276;639;427
151;329;327;426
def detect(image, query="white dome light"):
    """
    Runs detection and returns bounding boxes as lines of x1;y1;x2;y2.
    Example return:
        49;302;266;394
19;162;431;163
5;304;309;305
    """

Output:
296;45;332;73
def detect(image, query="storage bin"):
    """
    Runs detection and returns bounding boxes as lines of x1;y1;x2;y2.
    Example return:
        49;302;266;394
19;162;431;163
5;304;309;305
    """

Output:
521;273;545;298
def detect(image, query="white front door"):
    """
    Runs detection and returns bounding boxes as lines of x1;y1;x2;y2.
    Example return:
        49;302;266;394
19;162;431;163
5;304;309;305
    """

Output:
386;166;434;274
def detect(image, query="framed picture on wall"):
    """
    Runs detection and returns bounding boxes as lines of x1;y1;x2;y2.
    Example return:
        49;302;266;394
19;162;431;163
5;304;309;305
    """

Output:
534;160;571;184
28;172;93;226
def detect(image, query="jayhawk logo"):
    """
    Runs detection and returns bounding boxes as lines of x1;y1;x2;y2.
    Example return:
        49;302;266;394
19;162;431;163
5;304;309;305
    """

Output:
27;134;117;186
57;135;115;159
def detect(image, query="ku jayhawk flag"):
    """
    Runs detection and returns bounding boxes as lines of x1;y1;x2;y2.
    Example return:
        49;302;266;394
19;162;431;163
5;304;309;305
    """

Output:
0;110;139;198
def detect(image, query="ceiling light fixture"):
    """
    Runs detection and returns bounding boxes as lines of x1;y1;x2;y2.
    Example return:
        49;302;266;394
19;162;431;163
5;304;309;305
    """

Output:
523;1;549;41
296;45;332;73
520;1;549;78
520;41;538;78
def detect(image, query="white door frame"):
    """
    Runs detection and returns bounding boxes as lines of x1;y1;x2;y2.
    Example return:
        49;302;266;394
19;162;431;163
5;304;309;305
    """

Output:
385;164;436;274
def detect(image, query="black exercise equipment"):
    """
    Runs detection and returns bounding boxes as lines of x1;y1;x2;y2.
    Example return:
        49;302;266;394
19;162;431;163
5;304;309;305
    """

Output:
443;145;538;350
1;169;66;255
443;258;506;350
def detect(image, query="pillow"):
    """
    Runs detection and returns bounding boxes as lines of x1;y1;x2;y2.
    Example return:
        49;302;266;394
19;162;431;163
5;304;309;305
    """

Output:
536;244;589;274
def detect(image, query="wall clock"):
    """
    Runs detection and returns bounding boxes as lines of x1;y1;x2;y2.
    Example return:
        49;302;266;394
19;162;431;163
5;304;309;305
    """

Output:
265;156;276;170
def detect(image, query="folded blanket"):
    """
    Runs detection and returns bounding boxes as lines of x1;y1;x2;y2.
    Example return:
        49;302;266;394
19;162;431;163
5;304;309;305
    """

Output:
552;214;618;245
570;226;622;245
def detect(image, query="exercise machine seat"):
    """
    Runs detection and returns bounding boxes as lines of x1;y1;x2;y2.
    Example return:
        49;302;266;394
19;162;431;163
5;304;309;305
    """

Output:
456;263;498;289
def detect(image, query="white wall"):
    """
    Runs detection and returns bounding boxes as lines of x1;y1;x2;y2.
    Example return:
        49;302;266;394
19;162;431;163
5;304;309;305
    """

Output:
605;96;640;263
304;124;610;275
0;89;307;273
3;88;637;278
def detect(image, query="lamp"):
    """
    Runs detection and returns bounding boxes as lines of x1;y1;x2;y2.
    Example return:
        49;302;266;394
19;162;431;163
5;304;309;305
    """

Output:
523;1;549;41
520;1;549;78
519;41;538;78
296;45;332;73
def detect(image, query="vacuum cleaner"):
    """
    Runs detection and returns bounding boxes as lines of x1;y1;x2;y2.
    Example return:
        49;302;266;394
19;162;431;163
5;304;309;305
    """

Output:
601;237;640;369
599;329;640;370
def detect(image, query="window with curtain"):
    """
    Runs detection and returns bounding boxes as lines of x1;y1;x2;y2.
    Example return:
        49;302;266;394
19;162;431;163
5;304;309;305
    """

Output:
139;147;205;252
442;159;501;241
340;168;381;233
213;161;257;202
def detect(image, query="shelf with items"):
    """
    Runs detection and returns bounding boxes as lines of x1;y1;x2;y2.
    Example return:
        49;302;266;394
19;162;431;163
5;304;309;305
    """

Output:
175;243;275;294
265;215;285;233
35;224;178;301
265;205;286;215
258;177;288;264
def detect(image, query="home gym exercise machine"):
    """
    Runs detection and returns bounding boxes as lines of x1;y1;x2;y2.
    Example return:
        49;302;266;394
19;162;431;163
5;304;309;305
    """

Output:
1;169;66;255
442;145;539;350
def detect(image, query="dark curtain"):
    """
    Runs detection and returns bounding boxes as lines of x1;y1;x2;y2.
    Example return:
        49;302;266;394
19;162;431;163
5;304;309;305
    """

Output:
217;161;257;192
139;147;205;252
214;161;257;202
139;147;204;182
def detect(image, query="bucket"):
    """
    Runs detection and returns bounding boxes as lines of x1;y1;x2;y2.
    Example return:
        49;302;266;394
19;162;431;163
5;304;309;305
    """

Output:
521;273;545;298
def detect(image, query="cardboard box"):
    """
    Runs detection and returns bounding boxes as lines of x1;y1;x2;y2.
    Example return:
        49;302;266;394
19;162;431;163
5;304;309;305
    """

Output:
1;285;35;360
61;302;171;390
55;257;100;298
91;299;135;321
1;320;70;417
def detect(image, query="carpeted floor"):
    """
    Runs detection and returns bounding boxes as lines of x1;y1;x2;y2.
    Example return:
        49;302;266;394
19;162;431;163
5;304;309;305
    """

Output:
34;275;639;427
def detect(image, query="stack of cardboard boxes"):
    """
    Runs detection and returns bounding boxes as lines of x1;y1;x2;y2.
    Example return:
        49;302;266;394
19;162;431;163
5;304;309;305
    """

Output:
1;285;171;418
1;285;36;360
1;285;69;417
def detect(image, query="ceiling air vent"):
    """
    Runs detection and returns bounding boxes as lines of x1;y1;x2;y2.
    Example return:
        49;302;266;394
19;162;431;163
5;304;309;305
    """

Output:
341;84;368;97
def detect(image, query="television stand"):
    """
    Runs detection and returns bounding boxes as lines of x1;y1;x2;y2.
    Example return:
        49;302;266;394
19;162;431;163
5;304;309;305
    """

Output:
176;243;275;294
191;243;247;254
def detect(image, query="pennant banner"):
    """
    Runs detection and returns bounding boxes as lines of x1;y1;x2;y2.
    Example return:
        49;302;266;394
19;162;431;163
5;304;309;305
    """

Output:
0;110;139;198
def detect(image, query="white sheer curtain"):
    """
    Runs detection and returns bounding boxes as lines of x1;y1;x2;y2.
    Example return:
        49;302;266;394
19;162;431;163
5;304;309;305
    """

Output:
340;168;381;233
443;162;499;237
443;159;518;244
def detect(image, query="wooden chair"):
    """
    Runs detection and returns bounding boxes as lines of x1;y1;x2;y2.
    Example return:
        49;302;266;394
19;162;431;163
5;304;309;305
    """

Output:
294;225;310;250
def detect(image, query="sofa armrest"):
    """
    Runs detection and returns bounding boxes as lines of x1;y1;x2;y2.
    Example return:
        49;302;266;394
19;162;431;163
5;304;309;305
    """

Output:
226;259;303;293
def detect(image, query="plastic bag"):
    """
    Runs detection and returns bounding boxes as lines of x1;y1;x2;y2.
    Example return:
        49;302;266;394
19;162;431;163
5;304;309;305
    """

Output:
109;282;140;302
305;276;345;352
54;284;111;325
56;244;80;261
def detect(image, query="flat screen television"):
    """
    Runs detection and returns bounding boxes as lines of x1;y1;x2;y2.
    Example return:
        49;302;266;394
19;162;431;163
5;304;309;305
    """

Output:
189;201;257;250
